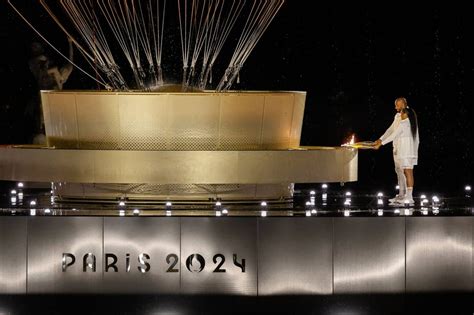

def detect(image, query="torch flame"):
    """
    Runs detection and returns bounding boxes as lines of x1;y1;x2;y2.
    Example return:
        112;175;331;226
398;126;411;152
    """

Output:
341;134;356;147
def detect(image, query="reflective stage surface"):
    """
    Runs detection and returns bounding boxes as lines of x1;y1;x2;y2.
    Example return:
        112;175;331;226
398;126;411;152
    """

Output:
0;181;472;217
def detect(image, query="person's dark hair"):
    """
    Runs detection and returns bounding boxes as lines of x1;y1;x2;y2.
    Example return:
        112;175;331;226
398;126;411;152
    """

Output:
402;107;418;139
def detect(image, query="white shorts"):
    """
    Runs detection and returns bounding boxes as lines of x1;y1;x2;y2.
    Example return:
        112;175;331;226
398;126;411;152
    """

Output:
398;157;417;169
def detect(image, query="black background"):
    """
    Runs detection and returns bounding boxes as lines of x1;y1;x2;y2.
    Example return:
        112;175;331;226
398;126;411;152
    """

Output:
1;2;473;195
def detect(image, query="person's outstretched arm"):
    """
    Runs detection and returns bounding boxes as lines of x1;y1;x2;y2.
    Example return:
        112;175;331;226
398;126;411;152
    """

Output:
68;37;73;61
58;37;74;88
380;121;403;146
47;67;62;89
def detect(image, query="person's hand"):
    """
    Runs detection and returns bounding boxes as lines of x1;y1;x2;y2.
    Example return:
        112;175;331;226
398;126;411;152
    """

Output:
374;139;382;146
374;143;382;150
67;36;73;43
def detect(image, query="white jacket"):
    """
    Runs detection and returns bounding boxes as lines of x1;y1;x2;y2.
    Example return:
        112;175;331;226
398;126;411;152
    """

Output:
381;117;419;161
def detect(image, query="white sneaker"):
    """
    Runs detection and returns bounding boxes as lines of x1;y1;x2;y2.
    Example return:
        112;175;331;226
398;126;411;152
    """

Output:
393;198;414;206
389;195;404;203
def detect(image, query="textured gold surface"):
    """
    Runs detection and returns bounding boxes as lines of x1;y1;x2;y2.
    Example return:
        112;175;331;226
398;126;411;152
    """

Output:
0;147;357;185
41;91;306;150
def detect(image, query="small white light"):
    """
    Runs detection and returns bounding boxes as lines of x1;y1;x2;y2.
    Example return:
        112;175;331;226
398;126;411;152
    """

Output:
311;209;317;214
345;191;351;197
166;210;172;216
432;196;439;202
420;194;427;199
423;199;429;204
344;199;351;206
404;209;411;216
10;197;17;203
305;210;311;217
310;190;316;195
10;189;17;195
377;210;383;216
17;182;24;188
44;208;51;214
222;209;228;215
422;209;428;215
394;209;400;214
30;209;36;216
305;201;311;206
133;209;140;215
377;199;384;205
119;210;125;216
72;208;77;211
322;184;328;189
166;201;172;207
322;193;327;200
433;209;439;215
118;201;125;207
465;185;471;191
30;200;36;206
377;192;383;197
261;210;267;217
261;201;267;207
18;192;23;198
395;185;400;190
344;210;350;217
216;211;222;217
215;201;222;207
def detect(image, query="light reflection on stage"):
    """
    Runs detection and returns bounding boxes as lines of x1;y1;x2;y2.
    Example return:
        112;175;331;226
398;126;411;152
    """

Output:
1;181;471;217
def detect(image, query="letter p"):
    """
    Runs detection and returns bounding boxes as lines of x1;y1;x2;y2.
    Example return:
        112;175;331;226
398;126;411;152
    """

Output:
62;253;75;272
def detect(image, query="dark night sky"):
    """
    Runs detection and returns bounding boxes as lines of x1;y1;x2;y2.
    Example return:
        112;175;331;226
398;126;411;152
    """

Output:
1;2;473;194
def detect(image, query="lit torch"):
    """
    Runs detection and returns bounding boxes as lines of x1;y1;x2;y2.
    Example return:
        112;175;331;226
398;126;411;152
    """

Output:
341;134;355;147
341;134;376;149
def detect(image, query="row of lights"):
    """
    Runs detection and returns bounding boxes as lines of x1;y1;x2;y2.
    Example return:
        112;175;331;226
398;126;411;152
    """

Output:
9;182;471;217
304;186;447;217
12;207;443;218
379;208;439;216
42;191;446;217
116;200;233;217
306;184;471;197
306;189;444;208
117;192;439;216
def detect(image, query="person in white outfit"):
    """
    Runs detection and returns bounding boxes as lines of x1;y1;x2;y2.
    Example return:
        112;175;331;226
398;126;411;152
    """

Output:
374;97;419;205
